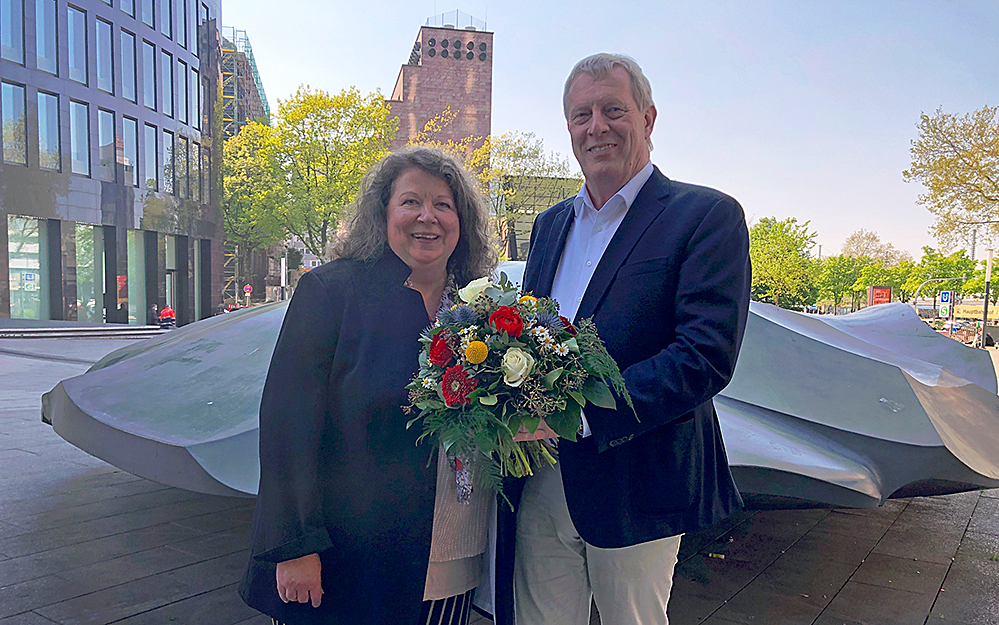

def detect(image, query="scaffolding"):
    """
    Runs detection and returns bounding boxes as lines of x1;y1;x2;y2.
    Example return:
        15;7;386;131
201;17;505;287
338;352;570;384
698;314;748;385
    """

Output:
220;26;270;139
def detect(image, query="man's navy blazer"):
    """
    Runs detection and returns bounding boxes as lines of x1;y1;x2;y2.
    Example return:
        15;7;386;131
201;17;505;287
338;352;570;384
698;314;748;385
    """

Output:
523;166;750;548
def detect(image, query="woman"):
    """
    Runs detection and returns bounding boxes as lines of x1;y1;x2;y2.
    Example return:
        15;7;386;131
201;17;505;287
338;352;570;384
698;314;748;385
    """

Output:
239;147;498;625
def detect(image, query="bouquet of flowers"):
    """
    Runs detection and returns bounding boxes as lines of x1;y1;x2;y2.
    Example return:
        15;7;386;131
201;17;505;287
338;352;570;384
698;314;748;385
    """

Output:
405;273;636;503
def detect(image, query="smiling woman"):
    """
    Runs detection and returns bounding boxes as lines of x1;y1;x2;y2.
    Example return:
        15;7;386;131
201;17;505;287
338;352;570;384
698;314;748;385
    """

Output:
238;146;499;625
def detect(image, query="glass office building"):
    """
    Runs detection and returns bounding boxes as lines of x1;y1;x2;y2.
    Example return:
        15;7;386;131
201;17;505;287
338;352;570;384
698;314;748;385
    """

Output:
0;0;222;325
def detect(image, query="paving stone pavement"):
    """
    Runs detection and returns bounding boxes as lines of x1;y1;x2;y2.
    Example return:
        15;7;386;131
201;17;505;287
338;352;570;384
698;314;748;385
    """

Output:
2;337;998;625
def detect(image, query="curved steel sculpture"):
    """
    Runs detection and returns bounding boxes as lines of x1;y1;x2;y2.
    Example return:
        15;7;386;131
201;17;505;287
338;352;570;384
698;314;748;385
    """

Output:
42;298;999;507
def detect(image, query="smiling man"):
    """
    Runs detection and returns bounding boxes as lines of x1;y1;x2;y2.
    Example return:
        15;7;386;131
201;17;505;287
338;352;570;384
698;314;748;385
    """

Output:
516;53;752;625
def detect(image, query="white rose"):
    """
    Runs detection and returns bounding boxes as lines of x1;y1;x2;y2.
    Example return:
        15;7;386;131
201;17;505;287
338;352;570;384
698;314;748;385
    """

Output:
501;347;535;388
458;276;493;304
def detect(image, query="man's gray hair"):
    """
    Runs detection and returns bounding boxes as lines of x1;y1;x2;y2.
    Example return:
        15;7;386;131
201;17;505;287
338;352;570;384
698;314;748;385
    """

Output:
562;53;655;120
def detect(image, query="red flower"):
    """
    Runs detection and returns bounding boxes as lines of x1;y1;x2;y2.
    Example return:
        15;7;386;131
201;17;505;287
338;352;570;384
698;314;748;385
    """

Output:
560;316;578;337
442;364;477;406
429;332;454;367
489;306;524;337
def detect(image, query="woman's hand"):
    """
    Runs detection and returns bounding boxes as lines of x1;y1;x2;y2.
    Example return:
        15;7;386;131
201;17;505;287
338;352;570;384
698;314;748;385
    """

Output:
512;418;559;442
276;553;323;608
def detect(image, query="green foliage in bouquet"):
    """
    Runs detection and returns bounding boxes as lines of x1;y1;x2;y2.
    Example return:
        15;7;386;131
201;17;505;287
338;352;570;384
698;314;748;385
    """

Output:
405;274;636;505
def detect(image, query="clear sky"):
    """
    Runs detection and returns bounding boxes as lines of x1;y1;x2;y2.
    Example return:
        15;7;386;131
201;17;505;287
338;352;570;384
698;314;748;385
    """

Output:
223;0;998;259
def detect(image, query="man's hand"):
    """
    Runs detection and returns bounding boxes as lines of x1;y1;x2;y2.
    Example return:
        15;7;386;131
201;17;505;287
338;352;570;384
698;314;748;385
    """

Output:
276;553;323;607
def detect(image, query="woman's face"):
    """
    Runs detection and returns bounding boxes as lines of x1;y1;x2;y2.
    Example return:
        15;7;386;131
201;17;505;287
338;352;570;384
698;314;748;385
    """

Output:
387;168;461;277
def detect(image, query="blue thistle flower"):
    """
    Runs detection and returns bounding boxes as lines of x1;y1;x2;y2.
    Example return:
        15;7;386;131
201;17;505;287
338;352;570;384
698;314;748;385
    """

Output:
436;305;456;325
453;305;479;325
534;310;563;335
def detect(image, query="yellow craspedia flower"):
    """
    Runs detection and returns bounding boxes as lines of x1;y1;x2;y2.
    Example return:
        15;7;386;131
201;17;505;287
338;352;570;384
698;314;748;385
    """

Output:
465;341;489;364
519;295;538;307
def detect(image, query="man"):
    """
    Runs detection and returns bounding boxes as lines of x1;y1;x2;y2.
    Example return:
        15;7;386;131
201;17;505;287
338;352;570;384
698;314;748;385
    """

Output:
515;53;751;624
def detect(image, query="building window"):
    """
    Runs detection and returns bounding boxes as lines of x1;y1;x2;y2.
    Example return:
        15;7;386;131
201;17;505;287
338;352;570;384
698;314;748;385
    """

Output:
201;76;209;129
1;82;26;165
161;50;172;117
122;116;138;187
69;100;90;176
142;41;155;110
76;224;105;322
97;109;115;181
177;134;188;198
191;142;200;202
1;0;24;64
7;216;50;320
197;2;207;58
175;0;186;48
35;0;57;74
126;230;146;324
96;19;114;94
162;128;173;193
191;68;199;129
159;0;170;38
143;123;157;190
120;0;133;17
141;0;152;27
177;59;187;124
203;149;210;202
121;30;136;102
37;92;59;170
67;6;87;84
100;0;109;5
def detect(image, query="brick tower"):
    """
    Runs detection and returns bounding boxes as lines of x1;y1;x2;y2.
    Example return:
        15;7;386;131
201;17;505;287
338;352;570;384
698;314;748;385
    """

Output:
387;12;493;150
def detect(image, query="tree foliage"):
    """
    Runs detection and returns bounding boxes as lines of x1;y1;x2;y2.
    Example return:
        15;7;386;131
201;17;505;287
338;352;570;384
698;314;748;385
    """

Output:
272;86;397;257
841;229;912;267
903;106;999;247
749;217;818;308
222;121;285;255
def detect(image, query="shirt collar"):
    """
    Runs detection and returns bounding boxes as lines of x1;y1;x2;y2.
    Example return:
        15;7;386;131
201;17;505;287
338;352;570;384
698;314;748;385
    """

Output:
573;161;654;216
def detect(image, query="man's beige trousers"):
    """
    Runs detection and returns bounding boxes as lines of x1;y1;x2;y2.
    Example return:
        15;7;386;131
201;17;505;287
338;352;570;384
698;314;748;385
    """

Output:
514;464;682;625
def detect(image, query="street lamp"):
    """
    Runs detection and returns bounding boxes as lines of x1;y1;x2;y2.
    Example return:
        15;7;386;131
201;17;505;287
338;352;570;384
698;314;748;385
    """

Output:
981;249;993;349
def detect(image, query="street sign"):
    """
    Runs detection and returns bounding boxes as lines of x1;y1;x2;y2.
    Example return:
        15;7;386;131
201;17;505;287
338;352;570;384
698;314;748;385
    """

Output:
23;272;35;282
939;304;950;318
940;291;951;304
243;284;252;294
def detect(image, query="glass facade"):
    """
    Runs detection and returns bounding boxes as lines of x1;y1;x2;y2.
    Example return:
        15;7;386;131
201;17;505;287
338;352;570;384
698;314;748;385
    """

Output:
122;116;138;187
97;108;114;181
96;18;113;93
75;223;105;322
1;0;24;63
69;100;89;175
126;229;145;324
35;0;57;74
7;216;49;319
67;6;87;84
162;128;173;193
121;30;136;102
142;40;155;109
143;123;157;189
2;82;26;165
161;50;172;116
1;0;223;325
37;91;59;170
159;0;170;38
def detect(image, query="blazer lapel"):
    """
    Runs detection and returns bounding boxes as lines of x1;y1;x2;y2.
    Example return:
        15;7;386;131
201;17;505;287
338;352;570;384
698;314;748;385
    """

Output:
575;169;671;322
529;201;574;299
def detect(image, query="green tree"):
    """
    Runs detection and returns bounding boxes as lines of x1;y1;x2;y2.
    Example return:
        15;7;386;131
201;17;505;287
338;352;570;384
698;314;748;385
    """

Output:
222;121;286;289
272;86;397;257
749;217;818;309
817;255;865;311
841;229;912;267
903;106;999;246
905;247;976;313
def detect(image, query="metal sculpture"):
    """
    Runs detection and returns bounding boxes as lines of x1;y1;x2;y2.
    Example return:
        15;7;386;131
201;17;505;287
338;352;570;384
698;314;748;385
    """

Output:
42;295;999;507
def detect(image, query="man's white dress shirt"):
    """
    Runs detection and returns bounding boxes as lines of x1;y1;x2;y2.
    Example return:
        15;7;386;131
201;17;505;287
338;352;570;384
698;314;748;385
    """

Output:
548;161;654;437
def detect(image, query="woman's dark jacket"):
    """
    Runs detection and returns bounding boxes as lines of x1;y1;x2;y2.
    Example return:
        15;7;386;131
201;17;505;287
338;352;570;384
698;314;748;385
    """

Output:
238;252;438;625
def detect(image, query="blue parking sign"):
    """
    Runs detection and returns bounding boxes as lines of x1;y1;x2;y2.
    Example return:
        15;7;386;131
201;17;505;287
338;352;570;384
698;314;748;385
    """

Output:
941;291;951;303
23;272;35;282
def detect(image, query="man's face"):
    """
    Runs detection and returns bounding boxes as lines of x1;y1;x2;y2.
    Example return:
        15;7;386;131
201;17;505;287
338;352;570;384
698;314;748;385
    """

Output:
566;66;656;205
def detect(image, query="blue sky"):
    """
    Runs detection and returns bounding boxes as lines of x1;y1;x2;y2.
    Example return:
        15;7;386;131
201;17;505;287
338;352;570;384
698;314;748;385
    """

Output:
223;0;998;258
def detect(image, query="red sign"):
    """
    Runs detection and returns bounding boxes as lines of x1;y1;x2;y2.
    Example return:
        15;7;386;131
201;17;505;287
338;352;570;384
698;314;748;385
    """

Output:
866;286;891;307
243;284;253;294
